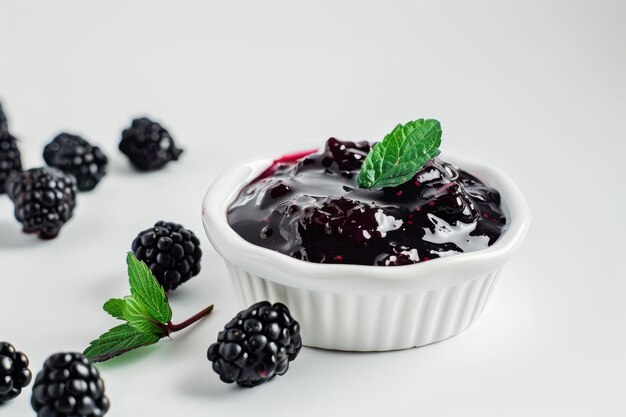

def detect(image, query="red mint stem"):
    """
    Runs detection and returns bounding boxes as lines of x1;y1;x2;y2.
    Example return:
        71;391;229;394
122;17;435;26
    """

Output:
167;305;214;333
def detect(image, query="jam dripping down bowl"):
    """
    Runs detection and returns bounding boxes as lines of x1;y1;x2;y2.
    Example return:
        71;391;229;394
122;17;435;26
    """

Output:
202;149;531;351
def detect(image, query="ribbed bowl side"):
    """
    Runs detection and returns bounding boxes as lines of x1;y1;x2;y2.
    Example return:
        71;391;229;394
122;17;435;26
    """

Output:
225;262;502;351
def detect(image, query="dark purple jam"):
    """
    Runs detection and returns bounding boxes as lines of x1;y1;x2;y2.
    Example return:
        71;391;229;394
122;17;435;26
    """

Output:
227;138;507;266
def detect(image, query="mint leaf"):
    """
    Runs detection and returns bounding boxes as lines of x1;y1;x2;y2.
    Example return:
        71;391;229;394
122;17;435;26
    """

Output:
84;323;161;363
83;253;214;363
126;252;172;324
122;296;166;334
357;119;442;189
103;298;126;320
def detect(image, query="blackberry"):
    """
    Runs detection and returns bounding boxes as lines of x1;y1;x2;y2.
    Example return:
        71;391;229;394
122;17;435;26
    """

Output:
6;167;77;239
207;301;302;387
131;221;202;291
0;101;8;136
31;352;109;417
0;134;22;194
43;133;108;191
119;117;182;171
0;342;32;404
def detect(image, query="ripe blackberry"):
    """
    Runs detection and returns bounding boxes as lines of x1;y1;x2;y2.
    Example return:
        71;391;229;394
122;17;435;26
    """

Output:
6;167;77;239
207;301;302;387
31;352;109;417
0;134;22;194
119;117;183;171
0;101;8;136
43;133;108;191
131;221;202;291
0;342;32;404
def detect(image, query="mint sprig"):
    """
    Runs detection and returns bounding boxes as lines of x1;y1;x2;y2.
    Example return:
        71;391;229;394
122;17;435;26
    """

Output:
84;253;213;363
357;118;442;189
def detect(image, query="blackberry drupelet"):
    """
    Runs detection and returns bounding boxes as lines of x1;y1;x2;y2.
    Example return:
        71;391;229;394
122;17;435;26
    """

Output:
0;134;22;194
6;167;77;239
43;133;108;191
131;221;202;291
119;117;183;171
31;352;109;417
0;342;32;404
207;301;302;387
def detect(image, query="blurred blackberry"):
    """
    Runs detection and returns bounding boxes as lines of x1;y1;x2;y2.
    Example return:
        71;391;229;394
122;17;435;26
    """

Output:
0;342;32;404
31;352;109;417
0;101;8;136
119;117;182;171
131;221;202;291
6;167;77;239
207;301;302;387
0;134;22;194
43;133;108;191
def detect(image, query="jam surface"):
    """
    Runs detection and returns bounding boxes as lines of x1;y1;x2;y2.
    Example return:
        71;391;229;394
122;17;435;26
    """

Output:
227;138;507;266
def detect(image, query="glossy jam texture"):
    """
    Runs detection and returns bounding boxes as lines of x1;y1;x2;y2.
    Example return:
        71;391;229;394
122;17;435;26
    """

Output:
227;138;507;266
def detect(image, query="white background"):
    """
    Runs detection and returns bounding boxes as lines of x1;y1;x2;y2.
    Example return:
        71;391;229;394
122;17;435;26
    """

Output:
1;1;624;416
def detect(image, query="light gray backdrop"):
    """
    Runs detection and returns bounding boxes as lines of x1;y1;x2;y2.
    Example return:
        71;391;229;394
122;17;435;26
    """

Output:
1;1;624;416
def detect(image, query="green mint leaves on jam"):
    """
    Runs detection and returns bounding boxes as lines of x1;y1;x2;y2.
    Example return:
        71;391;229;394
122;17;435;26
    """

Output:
84;253;213;363
357;118;442;189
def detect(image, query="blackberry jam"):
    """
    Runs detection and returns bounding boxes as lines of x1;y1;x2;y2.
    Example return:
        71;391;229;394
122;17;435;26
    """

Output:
227;138;507;266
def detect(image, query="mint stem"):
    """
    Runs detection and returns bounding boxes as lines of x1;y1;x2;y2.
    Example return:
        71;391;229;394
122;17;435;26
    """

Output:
166;304;214;333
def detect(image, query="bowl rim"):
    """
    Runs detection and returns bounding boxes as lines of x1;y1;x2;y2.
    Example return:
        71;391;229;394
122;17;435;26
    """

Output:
202;146;531;292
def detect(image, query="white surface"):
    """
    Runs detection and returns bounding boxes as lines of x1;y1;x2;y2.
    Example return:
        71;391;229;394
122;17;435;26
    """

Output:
201;152;530;350
1;1;624;416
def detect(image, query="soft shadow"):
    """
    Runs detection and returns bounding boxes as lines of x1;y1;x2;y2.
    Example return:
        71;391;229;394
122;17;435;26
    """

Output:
300;329;464;356
177;366;252;399
0;219;41;249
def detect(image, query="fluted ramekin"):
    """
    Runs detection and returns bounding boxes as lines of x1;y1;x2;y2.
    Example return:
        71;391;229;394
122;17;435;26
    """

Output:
202;150;531;351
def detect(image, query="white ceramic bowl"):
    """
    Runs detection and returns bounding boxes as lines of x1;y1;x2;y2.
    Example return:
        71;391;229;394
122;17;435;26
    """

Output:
202;150;531;351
